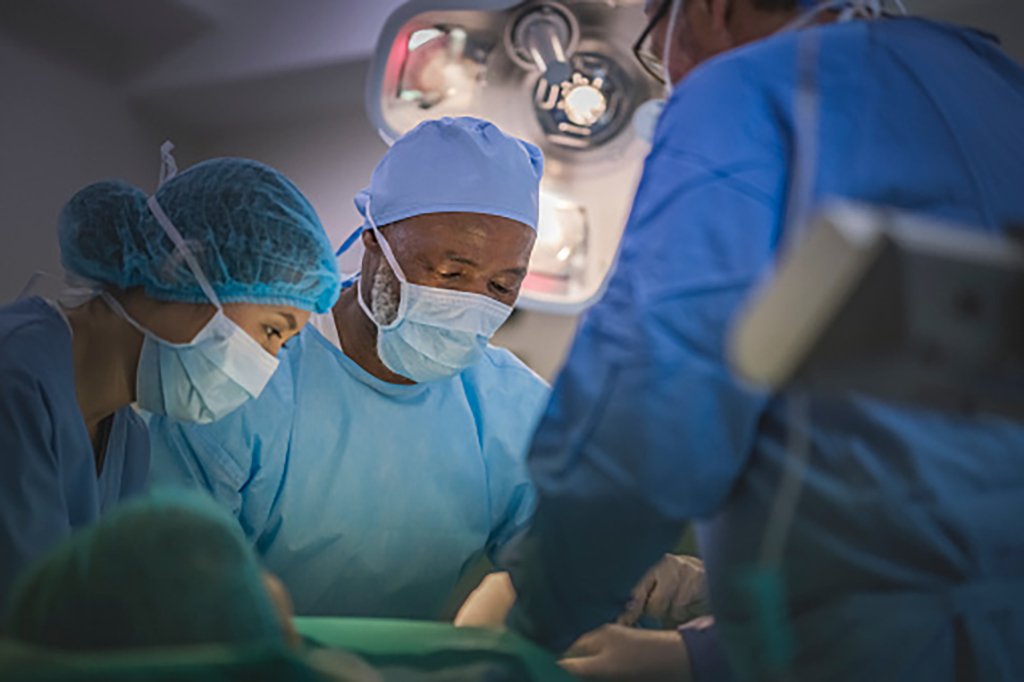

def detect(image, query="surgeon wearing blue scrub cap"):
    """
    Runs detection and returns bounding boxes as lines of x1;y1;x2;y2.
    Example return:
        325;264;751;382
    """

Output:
502;0;1024;681
0;147;340;623
148;117;553;620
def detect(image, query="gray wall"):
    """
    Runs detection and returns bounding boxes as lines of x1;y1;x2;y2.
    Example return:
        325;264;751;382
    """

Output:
0;38;158;302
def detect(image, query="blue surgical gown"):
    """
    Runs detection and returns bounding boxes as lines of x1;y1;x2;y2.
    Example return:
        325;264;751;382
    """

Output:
0;297;150;619
148;325;549;618
504;18;1024;681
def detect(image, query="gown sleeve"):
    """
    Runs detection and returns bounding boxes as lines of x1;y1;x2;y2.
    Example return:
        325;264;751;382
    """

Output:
503;57;790;651
486;373;550;561
0;367;72;618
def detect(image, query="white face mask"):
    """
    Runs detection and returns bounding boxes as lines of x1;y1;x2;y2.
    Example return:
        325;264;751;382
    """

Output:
107;194;280;423
356;201;514;383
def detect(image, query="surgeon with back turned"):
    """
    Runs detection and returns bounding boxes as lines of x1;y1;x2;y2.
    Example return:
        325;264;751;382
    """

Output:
500;0;1024;680
148;117;551;620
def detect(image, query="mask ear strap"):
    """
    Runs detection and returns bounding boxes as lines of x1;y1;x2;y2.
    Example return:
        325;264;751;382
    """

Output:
355;275;377;326
148;141;222;310
100;291;155;340
662;0;683;93
146;196;224;310
158;140;178;188
365;197;410;284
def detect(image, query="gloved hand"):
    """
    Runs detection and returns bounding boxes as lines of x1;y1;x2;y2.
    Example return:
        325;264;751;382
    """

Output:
453;571;516;628
618;554;707;629
560;624;692;682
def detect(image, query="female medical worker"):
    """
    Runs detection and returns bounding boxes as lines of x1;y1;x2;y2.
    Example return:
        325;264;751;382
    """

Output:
0;149;341;619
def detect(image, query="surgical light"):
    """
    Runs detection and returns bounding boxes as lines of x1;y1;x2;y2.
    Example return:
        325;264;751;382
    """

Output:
533;52;629;148
731;202;1024;420
368;1;660;313
563;83;606;126
525;191;588;296
408;28;444;51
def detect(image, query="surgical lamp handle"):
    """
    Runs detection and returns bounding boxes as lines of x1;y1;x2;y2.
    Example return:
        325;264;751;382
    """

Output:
516;10;573;84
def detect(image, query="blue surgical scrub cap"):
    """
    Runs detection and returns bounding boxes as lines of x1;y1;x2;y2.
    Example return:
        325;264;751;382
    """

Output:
5;489;286;651
353;117;545;238
58;158;341;314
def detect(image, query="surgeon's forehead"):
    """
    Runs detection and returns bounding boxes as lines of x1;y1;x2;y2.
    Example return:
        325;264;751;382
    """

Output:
386;212;533;261
393;212;528;239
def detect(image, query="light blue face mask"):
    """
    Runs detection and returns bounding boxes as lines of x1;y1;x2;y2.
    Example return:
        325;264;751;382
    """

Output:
103;172;280;423
105;287;279;425
356;203;514;384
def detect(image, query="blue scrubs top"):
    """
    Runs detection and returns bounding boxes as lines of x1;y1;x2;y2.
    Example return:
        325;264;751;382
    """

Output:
505;18;1024;681
148;325;549;619
0;297;150;619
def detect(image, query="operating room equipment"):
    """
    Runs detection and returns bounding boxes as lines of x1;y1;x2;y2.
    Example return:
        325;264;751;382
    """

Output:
732;201;1024;421
367;1;661;313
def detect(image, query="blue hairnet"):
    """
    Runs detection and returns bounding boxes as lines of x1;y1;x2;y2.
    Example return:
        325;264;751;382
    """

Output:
5;489;286;651
353;117;544;238
59;158;341;314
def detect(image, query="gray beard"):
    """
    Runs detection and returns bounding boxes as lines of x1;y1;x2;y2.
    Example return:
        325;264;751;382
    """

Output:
369;262;400;326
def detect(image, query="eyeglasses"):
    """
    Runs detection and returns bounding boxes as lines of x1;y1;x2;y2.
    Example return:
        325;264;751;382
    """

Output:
633;0;672;85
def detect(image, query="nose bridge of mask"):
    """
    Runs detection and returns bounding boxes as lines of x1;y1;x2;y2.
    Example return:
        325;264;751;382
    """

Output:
403;283;513;337
180;313;280;396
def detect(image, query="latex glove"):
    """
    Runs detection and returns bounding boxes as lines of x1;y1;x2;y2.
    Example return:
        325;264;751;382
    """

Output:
561;624;692;682
619;554;706;628
453;572;516;628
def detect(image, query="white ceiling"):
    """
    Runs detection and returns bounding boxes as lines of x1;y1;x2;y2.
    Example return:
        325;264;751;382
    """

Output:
1;0;1021;133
